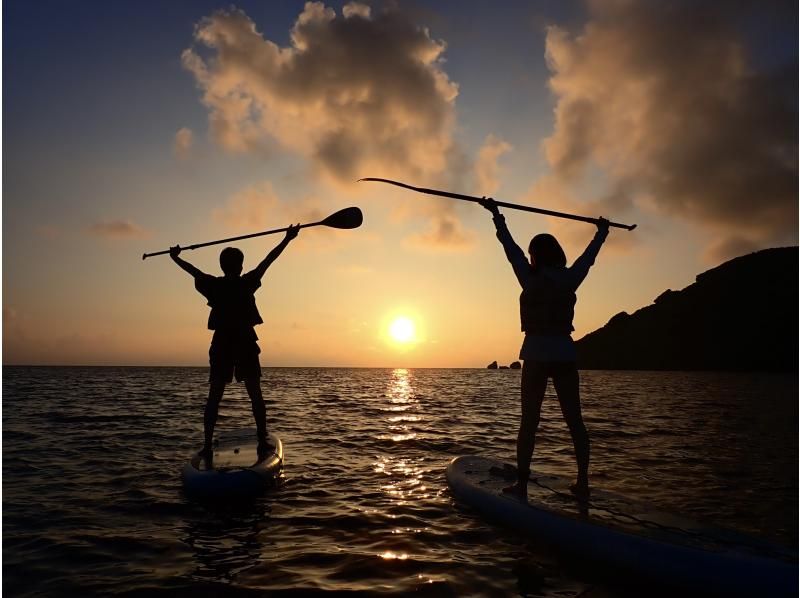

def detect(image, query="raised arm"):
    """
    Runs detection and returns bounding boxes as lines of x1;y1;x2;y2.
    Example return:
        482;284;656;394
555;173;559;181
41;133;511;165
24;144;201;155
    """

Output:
170;246;205;279
250;224;300;281
479;198;530;288
567;218;610;289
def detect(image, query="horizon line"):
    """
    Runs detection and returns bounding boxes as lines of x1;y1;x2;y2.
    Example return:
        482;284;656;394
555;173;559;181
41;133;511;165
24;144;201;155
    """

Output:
2;363;498;369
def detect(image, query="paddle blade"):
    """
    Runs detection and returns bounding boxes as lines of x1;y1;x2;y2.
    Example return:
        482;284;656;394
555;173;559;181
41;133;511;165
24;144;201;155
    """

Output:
320;206;363;229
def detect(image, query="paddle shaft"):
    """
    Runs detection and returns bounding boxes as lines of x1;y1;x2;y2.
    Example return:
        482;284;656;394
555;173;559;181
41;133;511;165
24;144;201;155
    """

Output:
359;178;636;231
142;221;314;260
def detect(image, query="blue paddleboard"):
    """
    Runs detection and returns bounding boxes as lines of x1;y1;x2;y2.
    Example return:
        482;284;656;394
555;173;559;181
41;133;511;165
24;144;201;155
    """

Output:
182;430;283;499
446;455;797;596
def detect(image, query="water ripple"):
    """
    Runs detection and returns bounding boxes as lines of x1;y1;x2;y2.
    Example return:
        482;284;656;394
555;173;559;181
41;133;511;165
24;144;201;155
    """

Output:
3;366;797;595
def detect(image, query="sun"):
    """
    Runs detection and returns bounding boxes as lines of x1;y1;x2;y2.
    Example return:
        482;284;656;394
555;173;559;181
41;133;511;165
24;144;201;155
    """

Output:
389;317;416;343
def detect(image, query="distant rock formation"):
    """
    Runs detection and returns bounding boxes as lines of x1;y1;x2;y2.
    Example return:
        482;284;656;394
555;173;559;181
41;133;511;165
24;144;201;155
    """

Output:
487;360;523;369
575;247;798;372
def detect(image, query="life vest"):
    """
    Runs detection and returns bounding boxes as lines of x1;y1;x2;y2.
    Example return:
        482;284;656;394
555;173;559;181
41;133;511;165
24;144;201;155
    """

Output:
199;276;263;331
519;271;576;335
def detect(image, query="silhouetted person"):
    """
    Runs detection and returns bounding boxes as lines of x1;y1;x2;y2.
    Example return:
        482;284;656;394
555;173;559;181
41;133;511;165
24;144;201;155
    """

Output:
479;198;609;499
169;225;299;461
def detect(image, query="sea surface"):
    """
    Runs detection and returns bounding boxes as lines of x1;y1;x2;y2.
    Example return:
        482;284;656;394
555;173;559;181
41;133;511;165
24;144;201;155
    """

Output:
3;367;797;596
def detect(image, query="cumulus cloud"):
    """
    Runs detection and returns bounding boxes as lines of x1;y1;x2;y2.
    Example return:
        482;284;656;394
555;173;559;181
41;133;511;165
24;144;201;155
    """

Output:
404;200;475;251
173;127;193;159
213;181;332;230
182;2;458;184
213;181;282;229
520;175;639;258
212;181;366;253
542;0;797;261
475;134;512;196
87;220;150;239
181;2;491;250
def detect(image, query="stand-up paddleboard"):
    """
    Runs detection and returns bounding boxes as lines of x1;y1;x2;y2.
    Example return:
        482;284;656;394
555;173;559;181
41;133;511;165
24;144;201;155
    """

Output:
182;430;283;500
447;456;797;597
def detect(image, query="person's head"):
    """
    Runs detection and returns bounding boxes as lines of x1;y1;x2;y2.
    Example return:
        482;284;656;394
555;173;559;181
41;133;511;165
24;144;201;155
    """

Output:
219;247;244;277
528;234;566;270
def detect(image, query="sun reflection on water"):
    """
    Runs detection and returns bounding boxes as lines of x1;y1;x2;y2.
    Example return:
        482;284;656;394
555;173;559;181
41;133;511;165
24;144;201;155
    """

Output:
387;368;414;402
376;368;420;441
369;369;438;565
378;551;409;560
372;368;432;503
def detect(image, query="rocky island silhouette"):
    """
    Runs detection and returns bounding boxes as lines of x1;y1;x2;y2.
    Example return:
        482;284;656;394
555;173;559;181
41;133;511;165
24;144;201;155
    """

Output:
575;247;798;372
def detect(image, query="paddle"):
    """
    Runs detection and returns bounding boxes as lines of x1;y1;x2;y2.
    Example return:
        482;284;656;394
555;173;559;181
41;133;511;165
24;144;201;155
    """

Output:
358;177;636;231
142;206;363;260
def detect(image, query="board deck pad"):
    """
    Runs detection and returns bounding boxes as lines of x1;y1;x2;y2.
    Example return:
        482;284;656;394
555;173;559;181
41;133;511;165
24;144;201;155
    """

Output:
192;445;264;472
182;429;283;499
213;444;263;470
192;430;279;472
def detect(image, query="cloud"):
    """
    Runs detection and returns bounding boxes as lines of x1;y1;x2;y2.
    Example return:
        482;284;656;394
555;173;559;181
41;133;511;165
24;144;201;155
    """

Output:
212;181;367;254
475;134;512;196
213;181;282;229
213;181;331;230
542;0;798;260
173;127;193;159
182;2;458;184
183;2;498;251
404;204;475;251
87;220;150;239
519;175;639;258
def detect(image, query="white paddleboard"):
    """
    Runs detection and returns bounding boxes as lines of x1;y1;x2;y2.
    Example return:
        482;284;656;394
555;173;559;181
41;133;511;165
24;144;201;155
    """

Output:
182;430;283;499
446;455;796;596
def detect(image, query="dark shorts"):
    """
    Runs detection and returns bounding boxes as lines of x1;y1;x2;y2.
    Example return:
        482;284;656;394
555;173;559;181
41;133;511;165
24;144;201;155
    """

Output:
208;332;261;384
523;360;578;379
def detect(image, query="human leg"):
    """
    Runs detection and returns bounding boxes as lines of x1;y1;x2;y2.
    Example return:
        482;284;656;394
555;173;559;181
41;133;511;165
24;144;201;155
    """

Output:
244;377;269;451
552;363;590;495
202;380;225;455
234;341;267;454
205;338;234;456
503;361;548;497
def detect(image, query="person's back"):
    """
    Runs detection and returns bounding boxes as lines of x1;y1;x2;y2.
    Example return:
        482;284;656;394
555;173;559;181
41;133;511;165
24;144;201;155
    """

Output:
520;270;577;337
169;227;299;459
479;197;609;499
197;274;263;333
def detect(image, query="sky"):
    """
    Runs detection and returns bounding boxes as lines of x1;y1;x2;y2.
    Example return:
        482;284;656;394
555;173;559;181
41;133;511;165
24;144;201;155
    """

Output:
3;0;798;367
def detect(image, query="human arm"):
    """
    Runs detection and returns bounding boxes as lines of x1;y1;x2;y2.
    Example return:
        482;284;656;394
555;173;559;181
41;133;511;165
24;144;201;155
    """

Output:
250;224;300;281
567;218;610;289
169;246;205;279
478;198;530;288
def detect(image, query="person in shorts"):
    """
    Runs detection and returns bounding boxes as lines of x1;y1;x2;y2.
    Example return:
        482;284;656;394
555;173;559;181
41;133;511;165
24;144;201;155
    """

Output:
479;197;609;499
169;224;299;460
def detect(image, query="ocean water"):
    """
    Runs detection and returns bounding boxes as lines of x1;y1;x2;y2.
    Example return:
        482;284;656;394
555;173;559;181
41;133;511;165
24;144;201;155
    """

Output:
3;366;797;596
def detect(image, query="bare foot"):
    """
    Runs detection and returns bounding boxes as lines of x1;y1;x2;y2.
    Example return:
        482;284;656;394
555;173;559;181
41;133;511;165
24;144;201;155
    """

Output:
569;481;590;500
502;481;528;500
